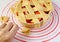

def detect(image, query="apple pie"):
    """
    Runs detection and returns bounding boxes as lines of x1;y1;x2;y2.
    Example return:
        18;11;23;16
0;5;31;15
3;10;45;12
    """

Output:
0;16;9;23
10;0;53;28
10;0;53;34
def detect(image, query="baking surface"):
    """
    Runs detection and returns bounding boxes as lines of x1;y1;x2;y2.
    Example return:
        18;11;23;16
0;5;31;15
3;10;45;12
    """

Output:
0;0;60;42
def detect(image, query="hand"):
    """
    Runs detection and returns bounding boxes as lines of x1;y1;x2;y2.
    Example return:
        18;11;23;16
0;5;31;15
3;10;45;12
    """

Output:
0;22;18;42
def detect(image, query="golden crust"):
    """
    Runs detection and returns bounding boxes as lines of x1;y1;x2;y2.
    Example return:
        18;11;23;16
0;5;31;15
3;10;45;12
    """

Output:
10;0;53;35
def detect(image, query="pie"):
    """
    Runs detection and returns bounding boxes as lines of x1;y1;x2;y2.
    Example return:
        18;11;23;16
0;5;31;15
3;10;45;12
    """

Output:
22;27;30;35
0;16;9;23
10;0;53;34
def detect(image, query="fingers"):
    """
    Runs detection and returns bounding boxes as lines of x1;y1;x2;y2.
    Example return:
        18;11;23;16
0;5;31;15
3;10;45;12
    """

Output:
0;23;6;30
6;24;18;40
0;22;18;42
0;23;7;36
2;22;13;32
9;24;18;37
10;24;18;34
0;22;18;38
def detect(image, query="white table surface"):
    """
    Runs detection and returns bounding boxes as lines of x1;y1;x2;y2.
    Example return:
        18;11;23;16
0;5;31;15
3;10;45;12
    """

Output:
0;0;60;42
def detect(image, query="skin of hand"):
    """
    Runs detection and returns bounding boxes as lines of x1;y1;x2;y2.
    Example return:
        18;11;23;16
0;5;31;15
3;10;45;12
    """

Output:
0;22;18;42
